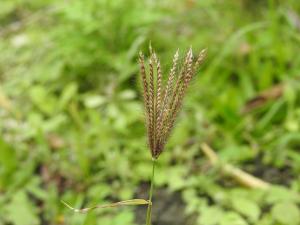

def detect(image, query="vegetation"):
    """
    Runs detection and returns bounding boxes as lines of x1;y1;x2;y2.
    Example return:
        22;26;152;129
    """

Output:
1;0;300;225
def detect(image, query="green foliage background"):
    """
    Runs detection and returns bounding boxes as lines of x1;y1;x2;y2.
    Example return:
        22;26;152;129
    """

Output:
1;0;300;225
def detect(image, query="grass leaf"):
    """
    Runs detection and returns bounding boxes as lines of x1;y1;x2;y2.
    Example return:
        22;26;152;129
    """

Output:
61;199;150;213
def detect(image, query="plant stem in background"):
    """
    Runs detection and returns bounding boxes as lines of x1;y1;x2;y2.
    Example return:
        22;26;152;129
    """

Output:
146;158;156;225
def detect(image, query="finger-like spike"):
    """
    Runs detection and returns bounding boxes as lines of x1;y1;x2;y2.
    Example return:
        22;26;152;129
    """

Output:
157;49;179;145
149;41;153;54
148;55;155;153
155;56;162;135
139;52;149;113
167;48;192;120
193;48;207;72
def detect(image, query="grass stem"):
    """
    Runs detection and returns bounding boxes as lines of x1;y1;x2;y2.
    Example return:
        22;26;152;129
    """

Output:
146;158;156;225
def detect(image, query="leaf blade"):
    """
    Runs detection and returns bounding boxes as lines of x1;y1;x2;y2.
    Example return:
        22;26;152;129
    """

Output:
61;199;150;214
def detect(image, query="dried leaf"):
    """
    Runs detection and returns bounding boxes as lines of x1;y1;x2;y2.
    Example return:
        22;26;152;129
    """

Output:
242;84;283;114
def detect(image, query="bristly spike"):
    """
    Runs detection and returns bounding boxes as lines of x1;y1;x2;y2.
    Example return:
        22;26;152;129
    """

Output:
159;49;179;119
151;57;156;150
155;56;162;126
149;41;153;54
193;48;207;72
139;51;152;149
139;46;206;158
156;49;180;147
167;48;192;116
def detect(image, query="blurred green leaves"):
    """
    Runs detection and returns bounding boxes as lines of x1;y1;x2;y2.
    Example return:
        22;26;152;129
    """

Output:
6;191;39;225
271;202;300;225
1;0;300;225
0;139;17;189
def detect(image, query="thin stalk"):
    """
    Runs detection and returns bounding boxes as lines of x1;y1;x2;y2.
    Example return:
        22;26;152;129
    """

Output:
146;158;156;225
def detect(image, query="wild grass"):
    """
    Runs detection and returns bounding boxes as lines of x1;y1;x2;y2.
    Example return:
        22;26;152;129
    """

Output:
139;46;206;225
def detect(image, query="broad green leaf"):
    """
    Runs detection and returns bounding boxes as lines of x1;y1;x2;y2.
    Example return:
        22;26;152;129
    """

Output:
271;202;300;225
266;186;300;204
231;197;260;222
257;214;273;225
29;85;57;115
198;206;224;225
183;188;203;215
220;212;248;225
6;191;39;225
59;82;78;109
0;139;17;188
166;166;187;191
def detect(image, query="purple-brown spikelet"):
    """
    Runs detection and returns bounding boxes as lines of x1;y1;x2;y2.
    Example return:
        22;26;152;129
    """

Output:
139;47;207;159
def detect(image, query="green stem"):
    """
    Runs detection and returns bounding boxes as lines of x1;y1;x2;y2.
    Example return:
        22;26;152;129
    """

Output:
146;158;156;225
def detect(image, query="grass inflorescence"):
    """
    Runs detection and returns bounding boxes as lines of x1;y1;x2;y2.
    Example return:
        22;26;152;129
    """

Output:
139;45;206;225
139;46;207;159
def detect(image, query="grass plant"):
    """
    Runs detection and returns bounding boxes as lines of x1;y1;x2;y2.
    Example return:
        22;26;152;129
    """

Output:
139;46;206;225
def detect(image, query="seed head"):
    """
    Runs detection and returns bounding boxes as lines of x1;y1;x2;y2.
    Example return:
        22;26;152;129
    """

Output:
139;47;207;158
